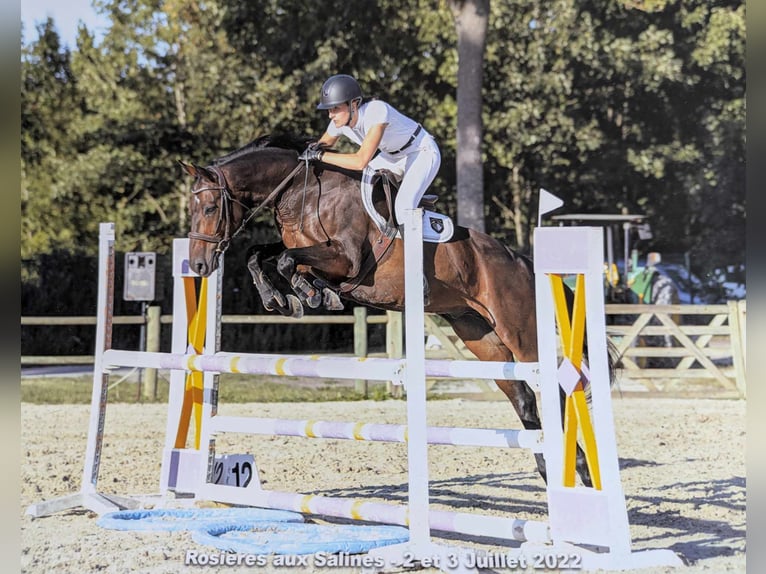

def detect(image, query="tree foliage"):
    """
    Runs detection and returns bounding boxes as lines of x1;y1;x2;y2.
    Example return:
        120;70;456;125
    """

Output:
21;0;745;298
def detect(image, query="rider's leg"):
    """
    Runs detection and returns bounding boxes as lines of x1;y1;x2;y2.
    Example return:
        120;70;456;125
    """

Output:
392;139;441;225
393;141;441;308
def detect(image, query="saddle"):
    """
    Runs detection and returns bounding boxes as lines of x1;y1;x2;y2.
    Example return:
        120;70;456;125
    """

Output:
362;167;454;243
324;168;454;296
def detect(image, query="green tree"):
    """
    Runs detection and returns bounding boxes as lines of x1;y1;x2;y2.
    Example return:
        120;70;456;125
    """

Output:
21;20;83;264
21;0;744;290
481;0;744;279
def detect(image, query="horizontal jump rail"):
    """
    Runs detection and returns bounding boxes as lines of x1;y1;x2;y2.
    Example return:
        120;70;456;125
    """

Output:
101;349;539;384
208;416;543;451
195;484;551;544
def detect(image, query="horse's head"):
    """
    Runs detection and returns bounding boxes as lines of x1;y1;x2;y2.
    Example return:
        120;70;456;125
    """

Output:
179;160;247;277
179;136;311;275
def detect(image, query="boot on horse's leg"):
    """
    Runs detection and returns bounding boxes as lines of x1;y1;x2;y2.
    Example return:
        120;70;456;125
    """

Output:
322;288;344;310
247;256;303;318
290;273;322;309
310;278;344;311
254;276;303;318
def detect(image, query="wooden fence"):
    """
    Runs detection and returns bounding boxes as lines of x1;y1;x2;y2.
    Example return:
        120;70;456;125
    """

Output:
605;301;746;397
21;302;746;398
422;302;747;398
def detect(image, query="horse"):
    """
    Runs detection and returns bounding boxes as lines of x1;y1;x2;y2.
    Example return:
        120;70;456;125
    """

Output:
179;134;611;487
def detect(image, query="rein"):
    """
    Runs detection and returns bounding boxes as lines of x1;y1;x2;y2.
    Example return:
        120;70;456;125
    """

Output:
188;162;306;254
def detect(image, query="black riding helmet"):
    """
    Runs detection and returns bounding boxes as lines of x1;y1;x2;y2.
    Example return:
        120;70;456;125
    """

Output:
316;74;363;110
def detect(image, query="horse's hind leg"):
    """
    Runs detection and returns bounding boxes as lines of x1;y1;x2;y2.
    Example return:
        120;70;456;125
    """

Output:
443;312;548;482
447;309;594;487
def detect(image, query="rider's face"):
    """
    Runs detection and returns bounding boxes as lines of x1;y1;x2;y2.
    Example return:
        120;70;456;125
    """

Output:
328;103;353;127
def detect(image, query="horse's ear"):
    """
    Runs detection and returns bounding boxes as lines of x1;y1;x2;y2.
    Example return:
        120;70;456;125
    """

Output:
178;160;196;177
193;164;216;182
177;160;216;182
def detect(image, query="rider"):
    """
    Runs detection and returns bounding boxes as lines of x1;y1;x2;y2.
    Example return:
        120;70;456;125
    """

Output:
299;74;441;231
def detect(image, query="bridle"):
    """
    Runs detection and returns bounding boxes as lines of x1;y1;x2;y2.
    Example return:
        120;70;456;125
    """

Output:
188;162;306;256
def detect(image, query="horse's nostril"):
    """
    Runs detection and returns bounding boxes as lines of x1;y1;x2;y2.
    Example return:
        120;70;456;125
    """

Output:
194;262;207;276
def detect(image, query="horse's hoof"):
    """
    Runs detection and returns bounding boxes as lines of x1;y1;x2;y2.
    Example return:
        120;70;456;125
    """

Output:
286;295;304;319
262;293;286;313
322;289;344;311
305;290;322;309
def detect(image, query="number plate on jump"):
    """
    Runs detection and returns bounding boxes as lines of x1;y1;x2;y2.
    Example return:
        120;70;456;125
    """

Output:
213;454;256;488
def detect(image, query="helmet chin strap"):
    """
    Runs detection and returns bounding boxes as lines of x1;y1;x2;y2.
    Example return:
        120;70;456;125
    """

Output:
344;99;358;127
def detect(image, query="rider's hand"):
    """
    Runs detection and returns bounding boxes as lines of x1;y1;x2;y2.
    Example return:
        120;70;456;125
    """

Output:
298;144;324;162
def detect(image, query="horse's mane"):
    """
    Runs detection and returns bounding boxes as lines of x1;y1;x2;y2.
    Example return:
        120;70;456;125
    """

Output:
213;134;313;165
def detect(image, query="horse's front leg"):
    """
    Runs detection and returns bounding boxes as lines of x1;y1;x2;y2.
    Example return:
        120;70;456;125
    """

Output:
246;244;304;319
275;242;360;311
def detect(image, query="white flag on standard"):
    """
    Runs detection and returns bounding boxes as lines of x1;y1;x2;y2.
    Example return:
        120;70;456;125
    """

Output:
537;188;564;226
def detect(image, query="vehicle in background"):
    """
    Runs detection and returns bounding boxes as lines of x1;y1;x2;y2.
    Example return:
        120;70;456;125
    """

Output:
548;212;745;305
550;212;679;305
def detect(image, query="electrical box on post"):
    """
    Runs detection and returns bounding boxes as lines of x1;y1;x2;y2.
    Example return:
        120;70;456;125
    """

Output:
124;252;157;301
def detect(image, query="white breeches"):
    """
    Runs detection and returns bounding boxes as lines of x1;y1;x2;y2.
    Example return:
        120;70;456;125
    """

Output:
368;133;441;224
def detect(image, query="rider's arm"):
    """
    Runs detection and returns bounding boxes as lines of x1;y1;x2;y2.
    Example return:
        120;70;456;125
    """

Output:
320;123;386;171
316;132;338;148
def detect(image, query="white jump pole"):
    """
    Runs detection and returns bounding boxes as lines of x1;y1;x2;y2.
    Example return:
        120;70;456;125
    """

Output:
102;349;538;386
401;207;430;551
202;416;543;450
192;484;551;544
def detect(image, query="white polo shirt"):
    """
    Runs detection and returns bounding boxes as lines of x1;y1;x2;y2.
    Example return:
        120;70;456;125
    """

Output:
325;100;421;157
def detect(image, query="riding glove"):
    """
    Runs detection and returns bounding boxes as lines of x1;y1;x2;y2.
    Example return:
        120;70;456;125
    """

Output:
298;146;324;162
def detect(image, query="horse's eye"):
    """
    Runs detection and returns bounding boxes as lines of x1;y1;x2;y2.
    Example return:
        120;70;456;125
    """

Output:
204;205;218;216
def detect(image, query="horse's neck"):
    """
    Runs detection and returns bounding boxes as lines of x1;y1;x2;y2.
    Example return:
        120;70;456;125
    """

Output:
228;153;297;207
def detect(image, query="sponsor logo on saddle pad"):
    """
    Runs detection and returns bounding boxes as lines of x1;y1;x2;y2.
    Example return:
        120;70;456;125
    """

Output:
429;217;444;233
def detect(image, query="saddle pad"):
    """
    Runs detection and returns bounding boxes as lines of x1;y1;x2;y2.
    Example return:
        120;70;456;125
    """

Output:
361;167;454;243
361;166;391;232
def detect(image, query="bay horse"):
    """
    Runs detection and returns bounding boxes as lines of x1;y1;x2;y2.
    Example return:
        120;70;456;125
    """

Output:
179;134;608;487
